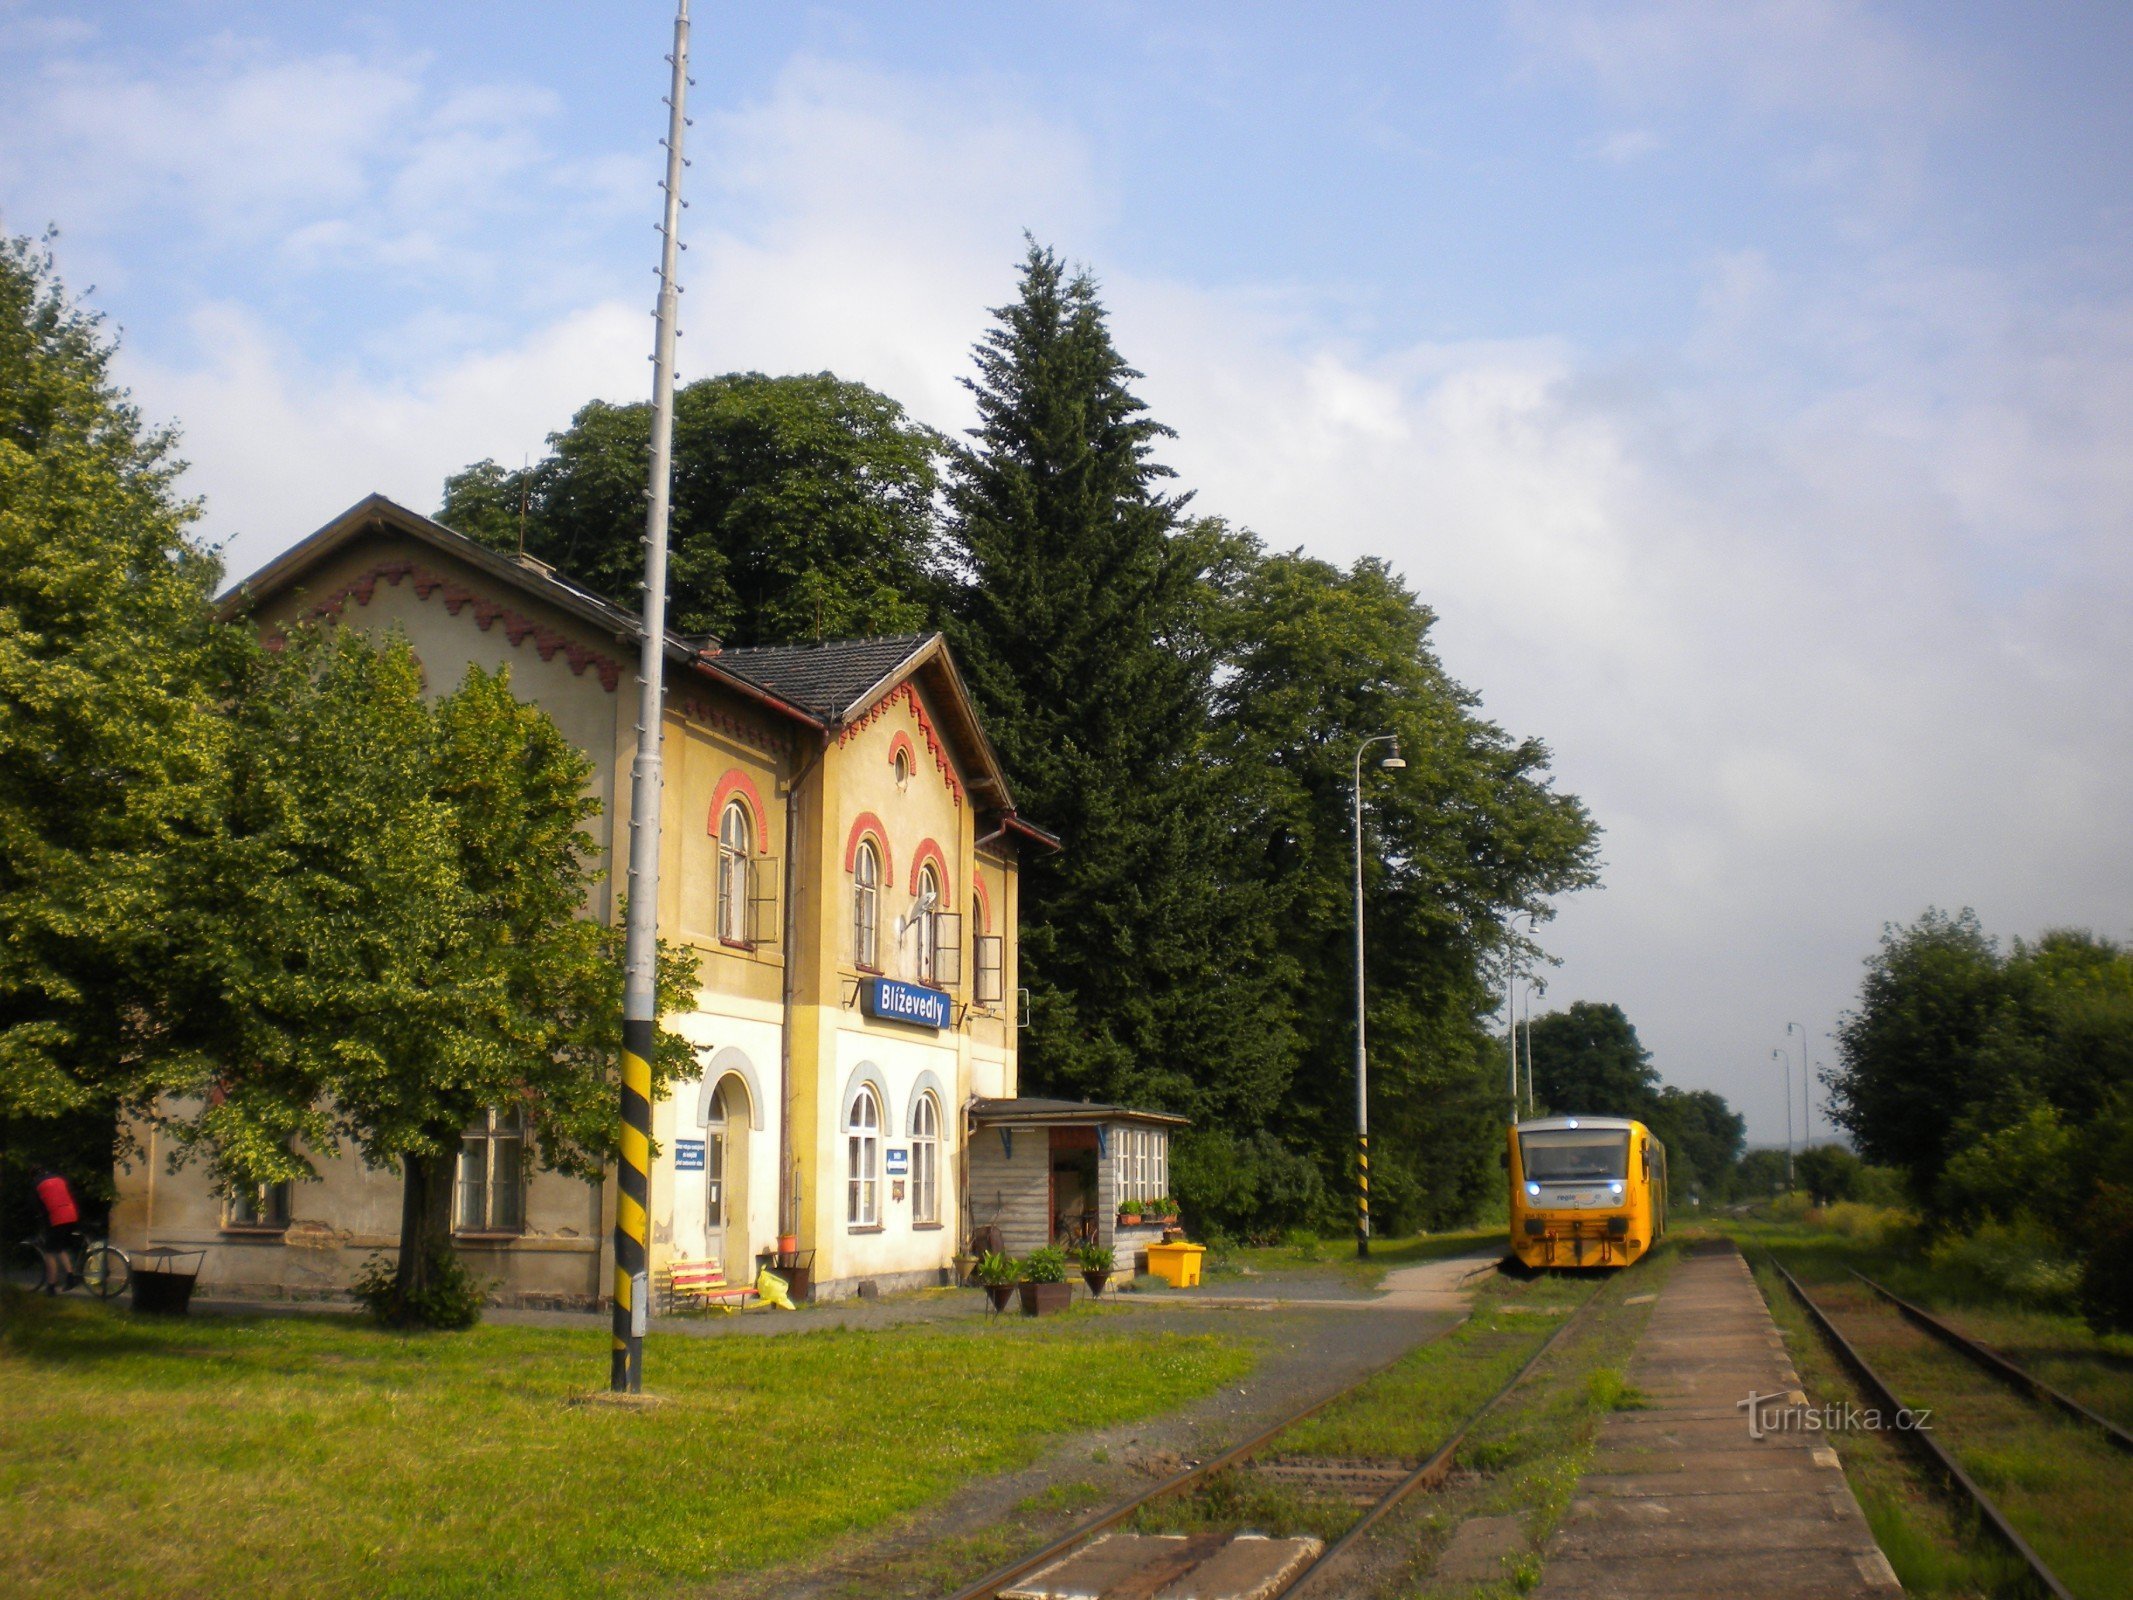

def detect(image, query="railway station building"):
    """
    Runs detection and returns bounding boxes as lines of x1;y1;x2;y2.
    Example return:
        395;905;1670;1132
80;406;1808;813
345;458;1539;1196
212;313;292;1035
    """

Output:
108;493;1088;1305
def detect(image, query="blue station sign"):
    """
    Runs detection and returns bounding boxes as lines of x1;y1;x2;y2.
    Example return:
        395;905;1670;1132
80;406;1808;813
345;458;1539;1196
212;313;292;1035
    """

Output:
674;1140;705;1171
865;976;951;1031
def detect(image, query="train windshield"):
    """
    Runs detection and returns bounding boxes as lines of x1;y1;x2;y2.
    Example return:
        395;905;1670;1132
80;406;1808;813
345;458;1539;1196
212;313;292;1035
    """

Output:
1521;1130;1631;1183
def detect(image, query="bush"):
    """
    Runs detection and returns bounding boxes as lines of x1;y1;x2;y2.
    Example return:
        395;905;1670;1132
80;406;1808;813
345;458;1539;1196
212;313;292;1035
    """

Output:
1796;1145;1861;1206
351;1248;486;1330
1925;1215;2080;1311
1767;1192;1813;1223
1817;1202;1914;1246
2077;1182;2133;1335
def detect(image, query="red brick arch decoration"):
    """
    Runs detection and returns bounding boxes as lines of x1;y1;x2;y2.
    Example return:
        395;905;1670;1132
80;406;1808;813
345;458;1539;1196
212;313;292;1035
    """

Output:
907;838;953;908
710;769;772;851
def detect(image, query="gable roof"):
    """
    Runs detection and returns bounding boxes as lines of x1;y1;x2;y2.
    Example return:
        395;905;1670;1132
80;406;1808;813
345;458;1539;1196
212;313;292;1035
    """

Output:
221;493;1033;824
712;636;932;720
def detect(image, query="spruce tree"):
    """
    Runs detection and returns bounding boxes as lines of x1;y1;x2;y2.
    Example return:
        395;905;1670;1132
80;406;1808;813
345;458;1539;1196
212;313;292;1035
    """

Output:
944;243;1295;1135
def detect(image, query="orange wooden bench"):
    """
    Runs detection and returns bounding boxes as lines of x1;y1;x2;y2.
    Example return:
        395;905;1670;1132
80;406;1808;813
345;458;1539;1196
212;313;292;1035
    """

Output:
665;1259;759;1313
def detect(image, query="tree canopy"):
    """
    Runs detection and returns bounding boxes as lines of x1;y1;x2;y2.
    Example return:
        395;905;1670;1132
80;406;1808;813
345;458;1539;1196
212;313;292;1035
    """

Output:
0;233;226;1129
1829;908;2133;1330
169;626;696;1319
441;372;943;647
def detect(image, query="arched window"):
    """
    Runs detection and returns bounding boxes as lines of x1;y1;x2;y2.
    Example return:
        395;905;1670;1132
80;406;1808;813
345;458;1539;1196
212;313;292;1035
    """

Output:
893;747;911;789
853;839;881;969
847;1085;881;1226
915;862;941;985
717;800;751;943
911;1091;941;1225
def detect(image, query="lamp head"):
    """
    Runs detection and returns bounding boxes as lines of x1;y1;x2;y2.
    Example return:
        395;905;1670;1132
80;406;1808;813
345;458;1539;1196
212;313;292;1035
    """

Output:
1379;739;1405;770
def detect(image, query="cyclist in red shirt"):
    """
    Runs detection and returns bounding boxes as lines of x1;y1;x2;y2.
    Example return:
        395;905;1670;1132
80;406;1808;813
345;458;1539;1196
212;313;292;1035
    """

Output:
33;1171;83;1293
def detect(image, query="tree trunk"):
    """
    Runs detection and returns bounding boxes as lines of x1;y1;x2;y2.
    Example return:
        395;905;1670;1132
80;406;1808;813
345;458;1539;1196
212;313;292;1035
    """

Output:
394;1147;457;1306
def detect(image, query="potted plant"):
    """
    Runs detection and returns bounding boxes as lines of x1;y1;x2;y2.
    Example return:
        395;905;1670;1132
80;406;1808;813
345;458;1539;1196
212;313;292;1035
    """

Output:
1078;1242;1115;1298
1153;1196;1180;1226
975;1250;1019;1313
1116;1200;1142;1228
1018;1245;1073;1316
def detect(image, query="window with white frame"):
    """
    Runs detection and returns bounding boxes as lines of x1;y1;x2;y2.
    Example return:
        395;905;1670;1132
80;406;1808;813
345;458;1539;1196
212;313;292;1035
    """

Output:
1113;1126;1169;1206
911;1091;941;1225
456;1107;526;1233
847;1085;881;1226
853;840;881;970
915;862;941;985
224;1179;291;1231
716;800;751;943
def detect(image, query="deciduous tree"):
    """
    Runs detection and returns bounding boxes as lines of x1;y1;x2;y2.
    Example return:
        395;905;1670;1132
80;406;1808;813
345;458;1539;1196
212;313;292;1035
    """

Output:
0;232;226;1228
441;372;943;646
169;628;694;1322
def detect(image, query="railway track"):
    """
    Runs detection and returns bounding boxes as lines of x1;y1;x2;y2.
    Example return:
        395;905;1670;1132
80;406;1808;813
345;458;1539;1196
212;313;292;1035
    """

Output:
944;1272;1613;1600
1846;1269;2133;1456
1764;1255;2080;1600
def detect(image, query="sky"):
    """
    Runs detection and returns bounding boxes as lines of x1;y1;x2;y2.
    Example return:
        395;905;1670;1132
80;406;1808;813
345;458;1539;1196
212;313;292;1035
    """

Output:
5;1;2129;1147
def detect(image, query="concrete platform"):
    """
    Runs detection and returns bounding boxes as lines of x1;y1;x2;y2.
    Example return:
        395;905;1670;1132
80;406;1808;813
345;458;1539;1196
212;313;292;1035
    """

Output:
1530;1241;1899;1599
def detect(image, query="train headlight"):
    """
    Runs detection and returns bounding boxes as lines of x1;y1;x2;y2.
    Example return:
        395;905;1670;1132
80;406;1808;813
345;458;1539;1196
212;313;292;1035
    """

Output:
1610;1181;1624;1197
1526;1181;1541;1198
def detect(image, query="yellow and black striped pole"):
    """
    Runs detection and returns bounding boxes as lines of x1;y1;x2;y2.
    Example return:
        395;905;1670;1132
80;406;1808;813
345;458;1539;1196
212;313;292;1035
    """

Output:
613;0;690;1395
612;1024;655;1391
1352;733;1402;1261
1356;1132;1370;1259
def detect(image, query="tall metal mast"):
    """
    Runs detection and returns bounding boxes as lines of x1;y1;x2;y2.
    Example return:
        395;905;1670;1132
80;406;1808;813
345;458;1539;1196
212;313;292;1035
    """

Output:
613;0;690;1396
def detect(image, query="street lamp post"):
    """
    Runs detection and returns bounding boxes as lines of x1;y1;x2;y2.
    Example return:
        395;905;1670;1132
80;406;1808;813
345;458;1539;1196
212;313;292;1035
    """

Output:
1505;912;1536;1123
1352;733;1406;1260
1771;1047;1794;1190
1787;1021;1811;1149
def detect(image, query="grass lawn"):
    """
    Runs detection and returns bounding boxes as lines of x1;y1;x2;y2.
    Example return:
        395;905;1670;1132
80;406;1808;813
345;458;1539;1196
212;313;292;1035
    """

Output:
0;1291;1254;1600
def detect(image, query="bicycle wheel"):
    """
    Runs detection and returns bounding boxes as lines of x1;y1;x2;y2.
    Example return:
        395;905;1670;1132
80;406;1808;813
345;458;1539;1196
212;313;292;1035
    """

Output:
3;1239;52;1293
80;1242;131;1300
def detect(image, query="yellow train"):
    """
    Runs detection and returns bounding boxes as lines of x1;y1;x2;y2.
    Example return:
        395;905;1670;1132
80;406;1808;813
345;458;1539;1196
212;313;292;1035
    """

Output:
1507;1115;1667;1269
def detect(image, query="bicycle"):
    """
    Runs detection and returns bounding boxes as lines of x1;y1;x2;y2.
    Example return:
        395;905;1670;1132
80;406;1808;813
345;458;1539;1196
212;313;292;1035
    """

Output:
5;1233;131;1299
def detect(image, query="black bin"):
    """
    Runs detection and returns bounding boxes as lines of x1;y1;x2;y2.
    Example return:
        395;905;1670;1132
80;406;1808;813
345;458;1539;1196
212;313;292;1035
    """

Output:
130;1248;204;1316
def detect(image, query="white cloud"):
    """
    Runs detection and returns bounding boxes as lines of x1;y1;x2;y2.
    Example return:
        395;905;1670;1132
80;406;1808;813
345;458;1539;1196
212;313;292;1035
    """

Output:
25;32;2129;1144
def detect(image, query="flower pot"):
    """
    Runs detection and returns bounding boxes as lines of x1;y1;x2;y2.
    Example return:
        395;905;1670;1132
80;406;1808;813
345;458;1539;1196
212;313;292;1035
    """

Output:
1018;1280;1074;1317
1081;1270;1108;1298
1118;1213;1141;1227
985;1284;1015;1313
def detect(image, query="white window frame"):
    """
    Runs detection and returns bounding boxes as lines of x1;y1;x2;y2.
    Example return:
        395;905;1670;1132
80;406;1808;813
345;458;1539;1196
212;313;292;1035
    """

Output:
456;1106;526;1234
716;800;751;944
847;1086;881;1227
911;1092;941;1225
223;1179;291;1231
915;863;941;985
853;840;881;971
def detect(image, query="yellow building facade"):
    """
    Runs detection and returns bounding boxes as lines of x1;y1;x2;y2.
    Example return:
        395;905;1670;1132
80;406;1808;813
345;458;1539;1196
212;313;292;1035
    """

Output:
109;495;1047;1304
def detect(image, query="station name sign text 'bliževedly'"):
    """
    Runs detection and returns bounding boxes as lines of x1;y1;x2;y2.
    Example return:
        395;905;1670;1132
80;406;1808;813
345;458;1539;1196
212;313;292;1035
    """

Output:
865;977;951;1031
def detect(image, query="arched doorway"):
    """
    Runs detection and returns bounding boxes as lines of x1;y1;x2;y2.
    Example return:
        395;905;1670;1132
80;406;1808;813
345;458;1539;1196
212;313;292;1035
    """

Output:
702;1074;752;1281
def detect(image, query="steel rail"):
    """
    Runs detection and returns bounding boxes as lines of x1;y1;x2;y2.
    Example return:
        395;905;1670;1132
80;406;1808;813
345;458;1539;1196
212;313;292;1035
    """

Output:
1765;1256;2075;1600
1849;1268;2133;1456
1283;1276;1608;1597
939;1320;1455;1600
948;1272;1612;1600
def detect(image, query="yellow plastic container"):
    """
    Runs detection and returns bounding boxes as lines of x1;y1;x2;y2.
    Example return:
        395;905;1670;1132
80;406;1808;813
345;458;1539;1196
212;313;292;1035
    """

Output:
1144;1241;1205;1288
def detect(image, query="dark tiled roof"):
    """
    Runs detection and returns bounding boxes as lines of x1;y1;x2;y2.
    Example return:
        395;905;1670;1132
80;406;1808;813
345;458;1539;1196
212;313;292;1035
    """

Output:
969;1097;1190;1127
711;634;933;720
